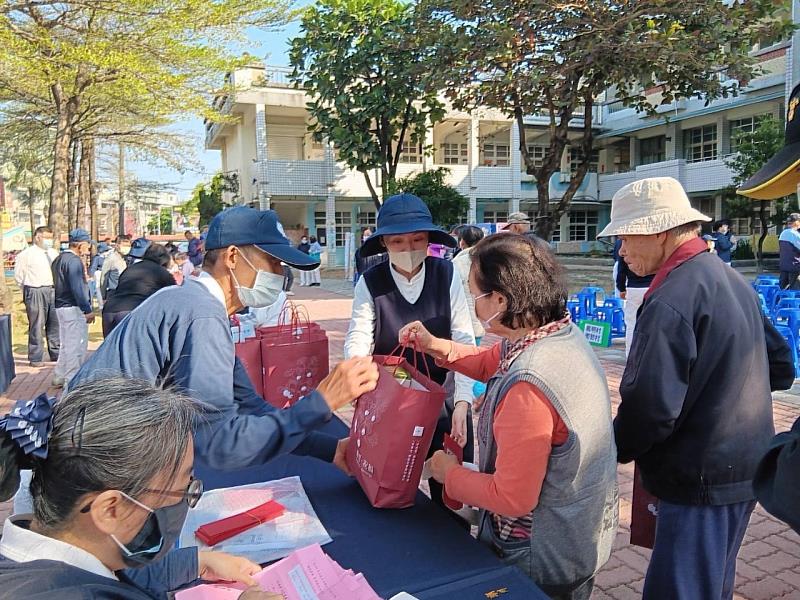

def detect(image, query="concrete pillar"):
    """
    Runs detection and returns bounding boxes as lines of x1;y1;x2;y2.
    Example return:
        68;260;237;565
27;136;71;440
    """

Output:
468;114;479;223
423;126;434;172
510;123;521;214
715;115;726;159
665;122;679;161
324;139;337;268
254;104;270;210
629;137;640;168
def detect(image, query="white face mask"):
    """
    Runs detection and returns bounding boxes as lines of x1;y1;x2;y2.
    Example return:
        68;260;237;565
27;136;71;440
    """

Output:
41;239;54;250
475;292;501;331
388;249;427;273
230;249;284;309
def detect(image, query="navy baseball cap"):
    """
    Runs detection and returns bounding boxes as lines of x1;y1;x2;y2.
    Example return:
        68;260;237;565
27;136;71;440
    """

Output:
68;228;91;243
205;206;318;271
129;237;151;258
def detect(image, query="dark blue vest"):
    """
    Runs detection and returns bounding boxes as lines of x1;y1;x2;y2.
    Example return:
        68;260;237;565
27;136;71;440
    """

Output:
364;257;453;384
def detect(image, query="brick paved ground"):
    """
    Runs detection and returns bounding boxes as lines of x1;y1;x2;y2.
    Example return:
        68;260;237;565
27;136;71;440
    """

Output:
1;278;798;599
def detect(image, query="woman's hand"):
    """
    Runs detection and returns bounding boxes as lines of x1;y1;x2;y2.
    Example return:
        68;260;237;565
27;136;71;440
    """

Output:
450;401;469;448
398;321;450;359
427;450;460;484
198;551;261;586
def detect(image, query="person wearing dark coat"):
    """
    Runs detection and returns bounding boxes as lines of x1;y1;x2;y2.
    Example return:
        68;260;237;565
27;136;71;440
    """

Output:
101;243;176;337
600;177;794;600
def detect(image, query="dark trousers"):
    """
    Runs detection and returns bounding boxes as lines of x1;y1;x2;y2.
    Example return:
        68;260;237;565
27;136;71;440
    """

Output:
23;285;59;362
102;310;131;338
283;265;294;292
780;271;800;290
643;500;755;600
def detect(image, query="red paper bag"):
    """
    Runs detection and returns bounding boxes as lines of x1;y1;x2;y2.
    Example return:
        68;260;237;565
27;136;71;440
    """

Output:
260;331;329;409
346;354;446;509
234;337;263;396
630;463;658;549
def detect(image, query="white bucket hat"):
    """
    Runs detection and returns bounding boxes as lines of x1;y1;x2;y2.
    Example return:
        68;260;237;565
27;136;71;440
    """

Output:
598;177;710;237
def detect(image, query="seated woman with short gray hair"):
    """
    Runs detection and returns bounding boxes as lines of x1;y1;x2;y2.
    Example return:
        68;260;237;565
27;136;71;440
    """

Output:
0;378;280;600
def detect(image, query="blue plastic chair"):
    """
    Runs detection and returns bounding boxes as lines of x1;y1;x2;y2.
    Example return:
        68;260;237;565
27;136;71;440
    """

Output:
567;298;583;323
774;324;800;377
577;287;606;320
771;289;800;317
603;298;625;311
755;275;779;285
774;297;800;314
775;308;800;343
756;285;781;310
593;306;626;338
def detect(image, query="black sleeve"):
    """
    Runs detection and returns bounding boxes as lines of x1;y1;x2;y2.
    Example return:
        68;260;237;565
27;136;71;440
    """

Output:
616;259;628;293
763;316;795;391
753;417;800;534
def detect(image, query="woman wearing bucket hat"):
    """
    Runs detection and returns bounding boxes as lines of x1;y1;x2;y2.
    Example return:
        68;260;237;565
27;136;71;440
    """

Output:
599;177;794;599
344;193;477;512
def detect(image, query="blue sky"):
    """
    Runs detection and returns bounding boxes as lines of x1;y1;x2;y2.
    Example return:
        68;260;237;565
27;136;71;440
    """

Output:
129;19;302;201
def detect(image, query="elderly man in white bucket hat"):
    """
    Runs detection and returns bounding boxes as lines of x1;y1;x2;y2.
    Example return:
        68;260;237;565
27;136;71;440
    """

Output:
599;177;794;600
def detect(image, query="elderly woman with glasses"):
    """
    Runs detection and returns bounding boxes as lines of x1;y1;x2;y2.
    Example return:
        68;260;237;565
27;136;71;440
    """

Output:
0;378;280;600
399;234;618;600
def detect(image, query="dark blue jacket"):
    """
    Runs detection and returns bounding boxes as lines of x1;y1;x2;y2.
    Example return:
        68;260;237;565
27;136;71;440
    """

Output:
187;237;203;266
616;251;795;505
711;231;734;263
0;547;198;599
70;279;338;470
52;251;91;314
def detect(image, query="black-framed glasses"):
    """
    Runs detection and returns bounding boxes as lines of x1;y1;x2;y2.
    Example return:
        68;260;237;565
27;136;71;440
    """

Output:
80;477;204;513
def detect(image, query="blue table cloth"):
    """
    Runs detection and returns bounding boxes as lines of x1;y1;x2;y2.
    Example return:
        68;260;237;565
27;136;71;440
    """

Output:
196;418;548;600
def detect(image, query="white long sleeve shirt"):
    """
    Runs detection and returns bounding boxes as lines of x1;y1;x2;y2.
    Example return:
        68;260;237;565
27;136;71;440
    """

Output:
13;245;58;288
345;261;476;405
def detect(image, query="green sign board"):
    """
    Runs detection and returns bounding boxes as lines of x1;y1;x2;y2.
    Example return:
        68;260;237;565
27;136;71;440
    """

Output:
579;320;612;347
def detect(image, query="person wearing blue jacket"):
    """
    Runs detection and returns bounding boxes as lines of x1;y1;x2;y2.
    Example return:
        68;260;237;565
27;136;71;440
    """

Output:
51;229;95;388
69;207;379;472
710;220;735;265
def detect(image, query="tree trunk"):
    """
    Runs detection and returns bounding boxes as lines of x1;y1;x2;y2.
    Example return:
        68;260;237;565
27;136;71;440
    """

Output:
28;190;35;237
77;139;89;231
757;201;769;273
533;179;554;240
49;85;79;244
0;212;9;314
69;140;81;231
86;137;99;244
118;144;126;236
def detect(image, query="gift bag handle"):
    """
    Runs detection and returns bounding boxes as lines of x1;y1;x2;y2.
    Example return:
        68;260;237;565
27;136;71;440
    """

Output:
388;343;433;384
277;302;312;343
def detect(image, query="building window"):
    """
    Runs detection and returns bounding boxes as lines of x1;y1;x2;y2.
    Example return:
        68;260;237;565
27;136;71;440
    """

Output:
399;140;423;164
357;210;376;228
482;210;508;224
442;143;468;165
729;115;770;153
568;210;598;241
482;143;510;167
683;125;718;163
640;135;666;165
729;217;752;236
525;145;550;169
524;210;561;242
568;148;600;173
314;210;353;247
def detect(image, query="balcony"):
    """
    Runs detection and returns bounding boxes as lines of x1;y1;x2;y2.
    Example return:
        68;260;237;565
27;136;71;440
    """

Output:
205;94;234;148
598;158;735;200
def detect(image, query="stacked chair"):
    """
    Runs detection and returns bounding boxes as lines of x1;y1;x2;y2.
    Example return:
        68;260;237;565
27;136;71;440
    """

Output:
567;286;626;342
754;275;800;377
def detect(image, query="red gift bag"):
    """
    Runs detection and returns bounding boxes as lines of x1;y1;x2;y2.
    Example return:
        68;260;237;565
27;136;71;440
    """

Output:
234;337;264;396
630;463;658;549
346;351;446;509
259;304;329;409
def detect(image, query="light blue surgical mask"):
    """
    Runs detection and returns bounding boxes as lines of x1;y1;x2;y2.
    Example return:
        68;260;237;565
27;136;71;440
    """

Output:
230;249;285;309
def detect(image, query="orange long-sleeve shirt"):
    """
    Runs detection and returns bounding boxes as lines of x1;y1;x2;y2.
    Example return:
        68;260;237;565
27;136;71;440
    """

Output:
439;342;569;518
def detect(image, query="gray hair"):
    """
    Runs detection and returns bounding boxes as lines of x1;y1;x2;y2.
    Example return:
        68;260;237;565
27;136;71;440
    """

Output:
29;377;198;532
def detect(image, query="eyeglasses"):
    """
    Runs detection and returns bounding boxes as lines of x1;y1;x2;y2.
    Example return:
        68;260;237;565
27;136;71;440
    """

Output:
80;477;204;513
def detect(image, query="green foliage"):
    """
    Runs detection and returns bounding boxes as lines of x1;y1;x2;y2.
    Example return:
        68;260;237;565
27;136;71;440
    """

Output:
732;238;755;261
147;208;173;235
391;168;468;227
422;0;795;240
184;172;231;227
290;0;445;208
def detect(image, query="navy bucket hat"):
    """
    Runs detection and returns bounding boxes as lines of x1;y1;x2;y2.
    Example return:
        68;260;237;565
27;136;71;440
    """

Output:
359;193;456;257
205;206;318;270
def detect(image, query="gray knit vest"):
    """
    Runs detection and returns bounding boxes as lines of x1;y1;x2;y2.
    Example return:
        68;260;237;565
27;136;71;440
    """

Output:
477;324;619;587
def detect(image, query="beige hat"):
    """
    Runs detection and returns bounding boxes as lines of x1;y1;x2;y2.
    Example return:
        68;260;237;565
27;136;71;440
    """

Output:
598;177;710;237
507;212;531;224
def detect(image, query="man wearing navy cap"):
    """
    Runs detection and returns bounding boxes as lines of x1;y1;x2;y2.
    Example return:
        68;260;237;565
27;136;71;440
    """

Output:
51;229;94;388
344;193;476;512
69;207;379;472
